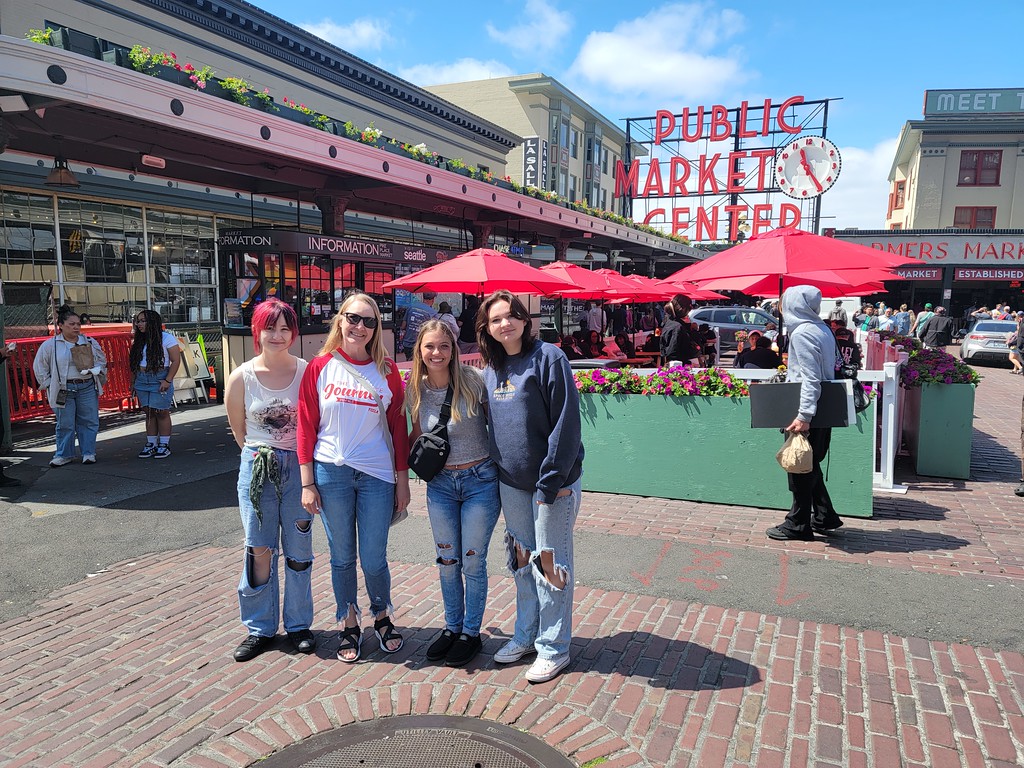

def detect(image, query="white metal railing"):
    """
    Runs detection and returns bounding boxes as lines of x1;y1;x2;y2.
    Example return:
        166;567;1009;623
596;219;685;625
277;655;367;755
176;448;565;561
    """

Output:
396;353;485;372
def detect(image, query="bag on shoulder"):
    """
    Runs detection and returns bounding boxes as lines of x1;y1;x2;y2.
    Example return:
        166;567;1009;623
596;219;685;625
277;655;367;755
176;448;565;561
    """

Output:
776;432;813;474
408;385;453;482
834;343;870;414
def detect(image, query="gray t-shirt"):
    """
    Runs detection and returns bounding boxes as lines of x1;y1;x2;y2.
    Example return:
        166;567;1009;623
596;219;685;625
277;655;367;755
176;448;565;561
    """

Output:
418;372;490;467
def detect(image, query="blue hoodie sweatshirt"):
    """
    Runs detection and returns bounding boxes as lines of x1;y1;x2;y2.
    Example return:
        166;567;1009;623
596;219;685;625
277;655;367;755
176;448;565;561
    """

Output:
782;285;838;422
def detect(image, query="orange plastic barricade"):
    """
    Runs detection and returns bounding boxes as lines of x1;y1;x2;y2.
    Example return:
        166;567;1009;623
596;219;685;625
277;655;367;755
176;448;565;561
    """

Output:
5;328;139;422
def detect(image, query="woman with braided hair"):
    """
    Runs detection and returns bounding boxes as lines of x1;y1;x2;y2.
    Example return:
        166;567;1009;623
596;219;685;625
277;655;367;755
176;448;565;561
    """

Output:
224;299;315;662
129;309;181;458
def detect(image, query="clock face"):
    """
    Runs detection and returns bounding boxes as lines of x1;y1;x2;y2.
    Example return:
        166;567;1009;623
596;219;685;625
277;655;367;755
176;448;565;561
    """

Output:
775;136;842;199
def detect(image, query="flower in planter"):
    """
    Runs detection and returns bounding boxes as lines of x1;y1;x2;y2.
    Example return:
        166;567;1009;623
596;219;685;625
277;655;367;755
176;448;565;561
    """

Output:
181;62;214;90
359;122;383;144
252;87;278;111
899;347;980;388
281;97;331;131
25;28;56;45
446;157;468;171
128;45;170;75
574;365;749;397
219;76;252;104
503;176;522;192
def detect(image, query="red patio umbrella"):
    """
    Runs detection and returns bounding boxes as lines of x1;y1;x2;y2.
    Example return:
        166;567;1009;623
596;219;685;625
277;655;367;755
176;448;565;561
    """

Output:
539;261;616;300
697;268;898;298
656;278;730;301
668;226;923;287
383;248;573;295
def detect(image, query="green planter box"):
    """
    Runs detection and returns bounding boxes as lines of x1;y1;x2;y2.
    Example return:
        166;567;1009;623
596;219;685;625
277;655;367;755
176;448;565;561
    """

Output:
902;383;975;479
579;393;875;517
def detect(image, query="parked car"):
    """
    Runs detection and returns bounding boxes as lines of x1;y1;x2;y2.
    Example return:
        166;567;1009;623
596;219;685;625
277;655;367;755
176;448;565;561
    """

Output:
689;306;778;350
958;319;1017;363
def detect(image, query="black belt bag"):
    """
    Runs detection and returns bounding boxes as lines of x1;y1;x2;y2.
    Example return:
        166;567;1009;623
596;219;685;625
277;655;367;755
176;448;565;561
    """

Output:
408;385;453;482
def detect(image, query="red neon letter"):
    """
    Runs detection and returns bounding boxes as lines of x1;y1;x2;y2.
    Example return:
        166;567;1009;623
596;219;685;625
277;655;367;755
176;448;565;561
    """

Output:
614;159;640;198
725;151;747;193
737;101;757;139
779;203;801;228
643;208;667;226
776;95;805;135
641;159;665;198
697;153;721;195
669;157;690;196
752;204;773;236
749;148;777;191
671;207;690;237
708;105;732;142
680;106;705;142
724;204;747;241
654;110;676;145
695;206;720;241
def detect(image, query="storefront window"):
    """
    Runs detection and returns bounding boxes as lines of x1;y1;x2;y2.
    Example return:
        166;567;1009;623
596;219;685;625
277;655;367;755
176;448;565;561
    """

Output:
151;286;217;324
61;284;148;323
364;265;395;325
300;255;334;327
0;191;57;283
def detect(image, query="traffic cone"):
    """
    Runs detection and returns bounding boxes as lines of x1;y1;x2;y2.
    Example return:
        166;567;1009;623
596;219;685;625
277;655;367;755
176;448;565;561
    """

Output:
207;365;217;399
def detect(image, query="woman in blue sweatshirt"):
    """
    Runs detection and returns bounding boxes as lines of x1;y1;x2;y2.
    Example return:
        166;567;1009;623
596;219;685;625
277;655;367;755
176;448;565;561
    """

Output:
476;290;584;684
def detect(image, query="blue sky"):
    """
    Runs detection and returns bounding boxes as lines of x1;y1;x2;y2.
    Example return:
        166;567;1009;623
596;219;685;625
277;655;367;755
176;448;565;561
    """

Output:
258;0;1022;231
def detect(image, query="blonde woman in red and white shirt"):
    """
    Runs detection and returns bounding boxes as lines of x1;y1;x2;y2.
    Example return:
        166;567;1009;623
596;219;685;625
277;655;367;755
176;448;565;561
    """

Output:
297;292;410;663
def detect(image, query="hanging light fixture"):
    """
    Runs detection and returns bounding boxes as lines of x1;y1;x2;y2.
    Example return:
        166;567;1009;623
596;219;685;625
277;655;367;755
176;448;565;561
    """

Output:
584;247;593;261
44;155;79;187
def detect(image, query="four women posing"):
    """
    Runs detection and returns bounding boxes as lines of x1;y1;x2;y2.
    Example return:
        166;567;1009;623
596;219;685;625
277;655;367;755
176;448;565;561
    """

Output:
186;289;581;680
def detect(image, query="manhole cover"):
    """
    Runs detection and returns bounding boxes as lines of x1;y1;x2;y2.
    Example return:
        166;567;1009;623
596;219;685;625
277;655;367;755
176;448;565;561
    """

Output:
256;714;576;767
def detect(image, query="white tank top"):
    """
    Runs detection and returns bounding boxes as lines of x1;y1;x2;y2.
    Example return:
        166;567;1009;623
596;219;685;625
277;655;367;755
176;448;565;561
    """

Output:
242;358;307;451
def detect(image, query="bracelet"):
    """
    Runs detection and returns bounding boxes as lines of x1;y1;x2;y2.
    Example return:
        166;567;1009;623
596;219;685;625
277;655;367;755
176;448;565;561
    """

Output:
302;483;316;488
164;379;173;383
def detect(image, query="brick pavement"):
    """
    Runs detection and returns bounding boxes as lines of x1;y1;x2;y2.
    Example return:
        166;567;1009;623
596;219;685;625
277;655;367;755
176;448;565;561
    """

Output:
1;364;1024;767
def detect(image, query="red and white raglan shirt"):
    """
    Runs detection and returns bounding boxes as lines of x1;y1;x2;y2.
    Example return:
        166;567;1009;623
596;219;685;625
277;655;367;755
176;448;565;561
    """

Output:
296;349;409;482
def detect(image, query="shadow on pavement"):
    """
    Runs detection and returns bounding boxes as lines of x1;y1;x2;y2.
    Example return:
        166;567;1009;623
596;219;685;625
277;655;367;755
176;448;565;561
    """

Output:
820;527;971;555
872;497;949;521
968;428;1020;483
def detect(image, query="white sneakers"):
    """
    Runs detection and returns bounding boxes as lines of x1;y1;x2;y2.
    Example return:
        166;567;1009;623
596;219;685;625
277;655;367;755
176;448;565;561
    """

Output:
525;654;571;683
49;456;73;467
82;455;96;464
494;639;537;664
494;640;571;683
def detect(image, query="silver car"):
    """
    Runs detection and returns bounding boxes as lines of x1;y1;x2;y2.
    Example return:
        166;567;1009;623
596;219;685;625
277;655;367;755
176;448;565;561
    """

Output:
689;306;778;350
958;319;1017;363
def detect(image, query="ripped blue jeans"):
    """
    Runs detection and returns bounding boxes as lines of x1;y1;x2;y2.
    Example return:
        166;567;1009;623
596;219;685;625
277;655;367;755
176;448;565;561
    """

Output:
498;479;581;660
237;447;314;637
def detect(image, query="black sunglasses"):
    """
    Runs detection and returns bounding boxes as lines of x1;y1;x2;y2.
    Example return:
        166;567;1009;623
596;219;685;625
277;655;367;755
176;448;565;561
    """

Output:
342;312;378;329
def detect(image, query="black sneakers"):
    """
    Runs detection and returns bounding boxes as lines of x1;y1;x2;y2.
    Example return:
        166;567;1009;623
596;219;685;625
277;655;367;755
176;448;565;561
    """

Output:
288;629;316;654
233;634;273;662
766;526;815;541
445;633;482;668
426;629;457;661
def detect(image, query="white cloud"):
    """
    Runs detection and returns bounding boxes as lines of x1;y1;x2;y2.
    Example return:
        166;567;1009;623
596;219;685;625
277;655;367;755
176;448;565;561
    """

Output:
820;137;898;231
567;2;750;111
300;18;390;53
485;0;573;57
400;59;515;87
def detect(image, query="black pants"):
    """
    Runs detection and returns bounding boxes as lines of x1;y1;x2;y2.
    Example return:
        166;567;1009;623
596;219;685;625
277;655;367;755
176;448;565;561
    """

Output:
782;427;841;534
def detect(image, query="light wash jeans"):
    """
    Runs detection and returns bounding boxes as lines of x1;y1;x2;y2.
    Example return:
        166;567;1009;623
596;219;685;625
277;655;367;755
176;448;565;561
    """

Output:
236;448;314;637
55;379;99;459
426;459;501;636
315;462;395;621
499;478;582;660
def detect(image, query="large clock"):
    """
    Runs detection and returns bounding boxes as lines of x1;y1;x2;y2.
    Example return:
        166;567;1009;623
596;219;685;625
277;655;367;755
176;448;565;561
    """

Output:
775;136;842;199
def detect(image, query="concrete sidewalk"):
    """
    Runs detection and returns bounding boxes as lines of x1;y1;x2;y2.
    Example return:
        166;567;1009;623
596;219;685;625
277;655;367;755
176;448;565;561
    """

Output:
1;369;1023;767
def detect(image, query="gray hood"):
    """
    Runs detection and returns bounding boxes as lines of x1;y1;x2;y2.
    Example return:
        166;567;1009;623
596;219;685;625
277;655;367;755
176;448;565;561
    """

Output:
781;285;824;330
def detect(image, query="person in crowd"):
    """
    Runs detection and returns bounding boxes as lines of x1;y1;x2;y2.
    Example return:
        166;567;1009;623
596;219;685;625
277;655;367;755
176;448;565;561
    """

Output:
624;305;634;333
920;306;955;350
437;301;460;339
398;291;437;360
406;320;500;667
581;329;603;358
858;306;879;333
893;304;912;335
457;295;481;355
912;302;935;339
297;291;410;663
610;304;627;336
661;296;701;367
587;301;605;336
574;303;590;331
224;299;315;662
1007;315;1024;375
969;305;991;322
129;310;182;459
834;327;862;371
877;307;895;332
642;329;661;353
559;334;585;361
851;305;867;329
827;300;848;328
763;321;779;342
476;290;584;683
736;335;782;369
639;308;656;332
699;323;718;366
614;332;636;359
992;304;1007;320
766;285;843;541
33;307;108;467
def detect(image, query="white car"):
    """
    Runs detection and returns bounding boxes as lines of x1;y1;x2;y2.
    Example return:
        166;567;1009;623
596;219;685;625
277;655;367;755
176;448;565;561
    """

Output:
958;319;1017;363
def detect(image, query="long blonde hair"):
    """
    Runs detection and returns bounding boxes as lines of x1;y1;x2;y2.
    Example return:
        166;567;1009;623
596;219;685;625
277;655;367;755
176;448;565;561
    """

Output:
319;291;390;376
405;319;483;425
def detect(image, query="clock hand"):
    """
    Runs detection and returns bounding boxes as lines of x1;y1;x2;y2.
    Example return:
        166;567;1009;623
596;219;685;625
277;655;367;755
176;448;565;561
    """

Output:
799;149;824;193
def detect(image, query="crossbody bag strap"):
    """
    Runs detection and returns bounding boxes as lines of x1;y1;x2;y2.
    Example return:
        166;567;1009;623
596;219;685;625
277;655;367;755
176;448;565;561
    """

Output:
437;384;455;429
330;351;396;480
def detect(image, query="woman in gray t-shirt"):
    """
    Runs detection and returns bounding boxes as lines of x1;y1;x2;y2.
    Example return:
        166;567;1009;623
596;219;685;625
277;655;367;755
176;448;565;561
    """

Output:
405;319;499;668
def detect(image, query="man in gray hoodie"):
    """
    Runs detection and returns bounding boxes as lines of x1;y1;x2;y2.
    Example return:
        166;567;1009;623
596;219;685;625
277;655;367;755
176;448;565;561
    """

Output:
767;285;845;541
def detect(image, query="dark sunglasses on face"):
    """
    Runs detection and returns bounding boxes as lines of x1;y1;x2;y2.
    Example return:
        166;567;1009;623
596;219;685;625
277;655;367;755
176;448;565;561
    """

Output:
342;312;378;329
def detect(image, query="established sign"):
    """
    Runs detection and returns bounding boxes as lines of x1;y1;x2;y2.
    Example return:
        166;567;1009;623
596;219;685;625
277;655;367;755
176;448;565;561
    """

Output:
955;268;1024;281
